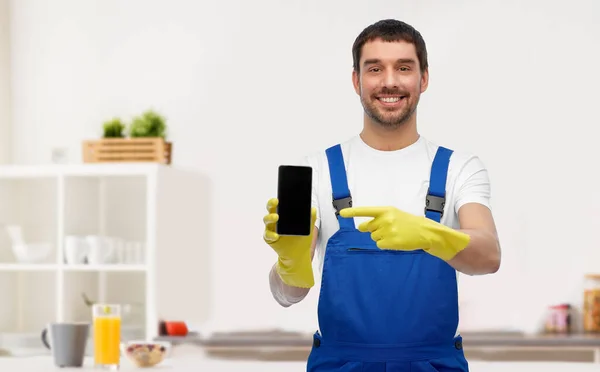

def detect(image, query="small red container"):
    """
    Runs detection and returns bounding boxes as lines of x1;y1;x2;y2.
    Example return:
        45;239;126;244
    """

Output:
165;321;188;336
545;304;571;334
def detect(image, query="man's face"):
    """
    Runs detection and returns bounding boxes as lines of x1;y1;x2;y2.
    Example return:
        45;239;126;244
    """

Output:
352;39;429;129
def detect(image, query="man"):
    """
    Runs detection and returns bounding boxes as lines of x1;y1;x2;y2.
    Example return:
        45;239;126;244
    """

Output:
262;19;501;372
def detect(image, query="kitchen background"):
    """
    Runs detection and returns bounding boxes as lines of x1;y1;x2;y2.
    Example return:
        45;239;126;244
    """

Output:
0;0;599;363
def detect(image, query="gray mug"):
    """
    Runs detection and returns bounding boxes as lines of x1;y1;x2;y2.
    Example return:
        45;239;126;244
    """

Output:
41;322;90;368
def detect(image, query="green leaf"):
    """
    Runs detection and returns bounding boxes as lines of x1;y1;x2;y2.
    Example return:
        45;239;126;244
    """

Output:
129;109;167;138
102;118;126;138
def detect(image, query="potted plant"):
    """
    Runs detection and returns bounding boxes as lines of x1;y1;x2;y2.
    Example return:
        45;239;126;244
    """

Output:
83;110;172;164
102;117;126;138
129;110;167;139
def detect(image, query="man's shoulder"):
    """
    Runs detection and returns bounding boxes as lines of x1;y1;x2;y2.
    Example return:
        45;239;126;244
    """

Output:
421;137;485;173
421;138;491;205
299;136;360;166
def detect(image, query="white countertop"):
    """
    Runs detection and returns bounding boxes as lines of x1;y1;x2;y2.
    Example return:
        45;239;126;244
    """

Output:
0;355;598;371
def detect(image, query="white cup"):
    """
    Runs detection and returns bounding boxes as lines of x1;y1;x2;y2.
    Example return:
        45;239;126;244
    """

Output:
64;236;88;264
86;236;115;265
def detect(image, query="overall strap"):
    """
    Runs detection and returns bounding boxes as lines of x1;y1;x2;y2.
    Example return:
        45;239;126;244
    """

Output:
325;144;355;230
425;146;453;223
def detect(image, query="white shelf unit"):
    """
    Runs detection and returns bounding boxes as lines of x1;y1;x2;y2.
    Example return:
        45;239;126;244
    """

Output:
0;163;211;343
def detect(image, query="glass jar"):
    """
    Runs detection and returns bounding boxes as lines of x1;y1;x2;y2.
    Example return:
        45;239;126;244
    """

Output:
583;274;600;333
545;304;571;333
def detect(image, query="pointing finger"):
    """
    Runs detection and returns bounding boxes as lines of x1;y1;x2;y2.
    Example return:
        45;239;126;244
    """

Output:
339;206;388;218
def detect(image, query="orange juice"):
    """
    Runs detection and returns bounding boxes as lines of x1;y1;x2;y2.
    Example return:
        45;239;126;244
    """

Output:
92;304;121;367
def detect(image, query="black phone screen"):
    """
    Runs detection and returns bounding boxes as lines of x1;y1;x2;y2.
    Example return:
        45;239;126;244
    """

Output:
276;165;313;236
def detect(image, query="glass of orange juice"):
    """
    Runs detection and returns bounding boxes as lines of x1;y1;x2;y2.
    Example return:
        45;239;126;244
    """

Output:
92;304;121;369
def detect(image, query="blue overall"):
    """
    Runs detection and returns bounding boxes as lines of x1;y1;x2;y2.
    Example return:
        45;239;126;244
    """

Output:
306;144;469;372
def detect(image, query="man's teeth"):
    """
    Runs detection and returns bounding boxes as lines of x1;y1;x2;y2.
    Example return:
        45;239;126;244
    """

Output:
379;97;402;103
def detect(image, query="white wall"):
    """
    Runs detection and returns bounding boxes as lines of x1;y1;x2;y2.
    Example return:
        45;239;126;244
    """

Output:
6;0;600;335
0;0;10;164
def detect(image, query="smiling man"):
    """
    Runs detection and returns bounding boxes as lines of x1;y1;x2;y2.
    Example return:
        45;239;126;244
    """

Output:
263;19;501;372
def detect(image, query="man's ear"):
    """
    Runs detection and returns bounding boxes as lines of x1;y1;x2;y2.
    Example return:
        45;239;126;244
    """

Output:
352;69;360;95
420;68;429;93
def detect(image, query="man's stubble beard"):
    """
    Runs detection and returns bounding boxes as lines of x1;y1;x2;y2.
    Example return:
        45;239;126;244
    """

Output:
359;86;420;130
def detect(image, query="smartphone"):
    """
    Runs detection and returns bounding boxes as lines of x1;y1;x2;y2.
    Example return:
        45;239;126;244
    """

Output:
276;165;313;236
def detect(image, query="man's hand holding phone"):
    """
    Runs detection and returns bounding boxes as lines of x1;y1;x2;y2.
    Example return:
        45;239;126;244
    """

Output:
263;198;316;289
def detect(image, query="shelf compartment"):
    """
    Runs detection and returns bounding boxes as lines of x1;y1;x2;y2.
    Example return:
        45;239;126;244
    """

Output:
62;271;146;342
0;178;57;265
0;271;56;333
64;175;146;241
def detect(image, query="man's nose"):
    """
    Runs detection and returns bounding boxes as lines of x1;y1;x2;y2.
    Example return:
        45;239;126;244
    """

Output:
382;70;399;88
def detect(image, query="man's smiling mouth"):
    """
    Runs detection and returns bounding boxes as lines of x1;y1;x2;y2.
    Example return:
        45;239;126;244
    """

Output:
377;96;407;106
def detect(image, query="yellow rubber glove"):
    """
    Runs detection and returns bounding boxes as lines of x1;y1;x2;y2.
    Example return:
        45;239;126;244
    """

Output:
263;198;317;288
339;206;470;261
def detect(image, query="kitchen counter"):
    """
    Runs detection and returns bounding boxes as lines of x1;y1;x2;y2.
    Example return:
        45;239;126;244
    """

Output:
0;355;599;371
158;330;600;347
460;331;600;347
156;330;600;363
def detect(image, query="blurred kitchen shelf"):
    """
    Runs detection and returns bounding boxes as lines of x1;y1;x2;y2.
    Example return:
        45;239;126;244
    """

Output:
154;330;600;364
0;264;146;272
0;163;210;342
0;163;163;179
155;332;204;345
0;264;57;271
63;264;147;272
154;330;314;347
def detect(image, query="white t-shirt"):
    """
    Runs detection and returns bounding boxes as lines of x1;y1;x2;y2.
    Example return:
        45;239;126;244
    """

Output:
269;134;492;335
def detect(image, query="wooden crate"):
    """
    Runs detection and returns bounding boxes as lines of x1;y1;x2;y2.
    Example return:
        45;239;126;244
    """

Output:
82;137;172;164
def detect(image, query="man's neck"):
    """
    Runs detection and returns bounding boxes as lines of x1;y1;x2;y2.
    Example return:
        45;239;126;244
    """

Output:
360;116;420;151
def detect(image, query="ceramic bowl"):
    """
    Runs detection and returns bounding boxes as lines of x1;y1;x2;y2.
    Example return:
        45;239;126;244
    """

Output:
122;341;170;368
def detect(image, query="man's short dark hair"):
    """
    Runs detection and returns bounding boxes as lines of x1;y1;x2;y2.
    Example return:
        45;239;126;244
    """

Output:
352;19;428;73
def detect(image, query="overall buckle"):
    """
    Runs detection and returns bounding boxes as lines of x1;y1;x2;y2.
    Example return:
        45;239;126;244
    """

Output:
425;192;445;217
332;196;352;217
